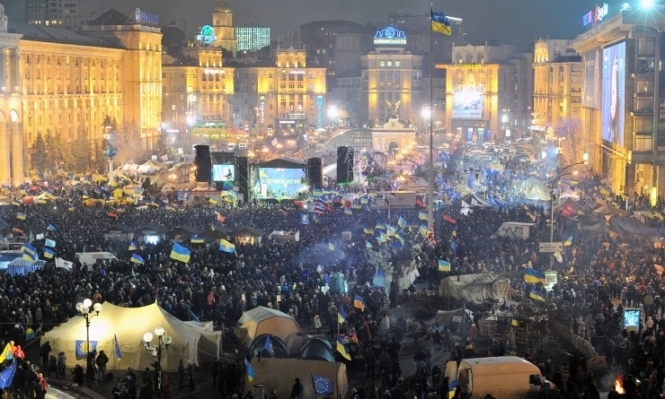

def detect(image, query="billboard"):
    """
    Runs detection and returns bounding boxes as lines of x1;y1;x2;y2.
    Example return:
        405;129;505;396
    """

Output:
212;165;235;182
254;167;307;199
601;41;626;146
582;48;601;109
452;87;483;119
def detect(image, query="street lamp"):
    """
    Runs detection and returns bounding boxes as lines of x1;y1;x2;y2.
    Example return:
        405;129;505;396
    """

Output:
549;152;589;269
75;298;102;366
143;327;172;396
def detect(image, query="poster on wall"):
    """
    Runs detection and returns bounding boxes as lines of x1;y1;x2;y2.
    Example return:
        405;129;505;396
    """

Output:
601;41;626;146
452;87;484;119
582;49;601;109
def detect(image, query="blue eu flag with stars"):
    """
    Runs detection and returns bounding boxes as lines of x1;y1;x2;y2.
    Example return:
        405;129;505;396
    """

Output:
312;374;334;396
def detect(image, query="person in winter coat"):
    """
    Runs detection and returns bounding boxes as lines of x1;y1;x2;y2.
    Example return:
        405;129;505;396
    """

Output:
72;364;84;385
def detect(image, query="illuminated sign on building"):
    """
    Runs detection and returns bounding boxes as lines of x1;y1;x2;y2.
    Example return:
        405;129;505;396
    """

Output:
135;8;159;25
582;3;609;27
197;25;217;46
373;27;407;46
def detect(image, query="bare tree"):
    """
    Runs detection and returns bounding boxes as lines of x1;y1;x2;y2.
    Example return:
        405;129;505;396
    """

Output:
555;118;588;167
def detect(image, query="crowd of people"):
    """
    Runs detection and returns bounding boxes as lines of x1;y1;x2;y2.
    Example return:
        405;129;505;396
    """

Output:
0;144;664;399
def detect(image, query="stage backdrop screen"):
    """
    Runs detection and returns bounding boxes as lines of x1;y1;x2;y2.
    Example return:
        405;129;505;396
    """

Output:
601;41;626;146
212;164;235;182
255;167;307;198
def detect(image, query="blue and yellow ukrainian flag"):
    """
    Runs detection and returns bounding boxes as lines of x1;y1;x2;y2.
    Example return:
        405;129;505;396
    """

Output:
438;259;451;272
245;358;256;382
43;247;55;259
21;242;37;256
353;295;366;311
130;253;145;264
337;307;348;324
16;212;26;221
431;10;452;35
219;239;236;253
363;227;373;235
336;336;352;361
419;211;428;221
170;243;191;263
191;235;204;244
128;241;138;251
419;225;430;237
563;236;573;246
529;288;546;302
524;268;546;285
398;217;407;229
47;224;56;232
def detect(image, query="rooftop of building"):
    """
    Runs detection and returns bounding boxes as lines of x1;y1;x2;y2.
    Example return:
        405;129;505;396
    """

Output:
8;22;119;48
86;8;131;26
550;54;582;63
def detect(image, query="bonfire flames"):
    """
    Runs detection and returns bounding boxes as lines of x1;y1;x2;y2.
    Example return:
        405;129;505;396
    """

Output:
614;378;625;395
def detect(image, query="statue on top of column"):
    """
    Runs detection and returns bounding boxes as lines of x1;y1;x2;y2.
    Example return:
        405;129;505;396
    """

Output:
0;4;8;32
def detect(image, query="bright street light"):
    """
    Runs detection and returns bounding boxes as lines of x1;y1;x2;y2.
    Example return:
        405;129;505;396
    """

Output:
421;107;431;119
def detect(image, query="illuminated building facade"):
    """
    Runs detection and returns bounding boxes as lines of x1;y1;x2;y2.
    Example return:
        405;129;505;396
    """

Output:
0;21;24;186
233;41;327;135
361;27;424;127
0;6;163;186
236;27;270;53
532;40;582;134
211;1;236;57
26;0;78;28
162;44;234;137
571;8;665;199
440;43;532;141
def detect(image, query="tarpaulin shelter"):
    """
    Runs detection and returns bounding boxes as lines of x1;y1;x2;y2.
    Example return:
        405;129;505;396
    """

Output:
238;306;302;346
247;358;347;399
439;273;511;305
41;302;221;371
593;204;627;217
460;193;491;208
514;177;551;201
609;216;655;236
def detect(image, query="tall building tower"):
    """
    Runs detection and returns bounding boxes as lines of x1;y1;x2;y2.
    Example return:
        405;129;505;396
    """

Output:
212;1;236;57
26;0;78;28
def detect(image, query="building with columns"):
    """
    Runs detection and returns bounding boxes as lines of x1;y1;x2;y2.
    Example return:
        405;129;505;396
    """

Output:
0;11;25;186
0;5;164;186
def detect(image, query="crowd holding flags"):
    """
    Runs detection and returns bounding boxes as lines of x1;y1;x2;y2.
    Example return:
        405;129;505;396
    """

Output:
524;268;546;285
219;239;236;253
130;253;145;264
353;294;367;311
438;259;451;272
336;336;351;361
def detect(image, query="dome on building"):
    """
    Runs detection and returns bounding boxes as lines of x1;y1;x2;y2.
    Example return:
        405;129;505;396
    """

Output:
323;128;373;153
213;1;232;13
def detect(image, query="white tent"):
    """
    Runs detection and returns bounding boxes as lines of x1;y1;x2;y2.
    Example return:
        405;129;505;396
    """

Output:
41;302;221;371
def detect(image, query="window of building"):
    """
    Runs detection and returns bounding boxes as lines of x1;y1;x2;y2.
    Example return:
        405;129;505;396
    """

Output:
395;61;401;68
379;61;385;68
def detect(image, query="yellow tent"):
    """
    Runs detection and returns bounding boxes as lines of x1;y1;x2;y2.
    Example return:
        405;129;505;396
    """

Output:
238;306;302;346
42;302;221;371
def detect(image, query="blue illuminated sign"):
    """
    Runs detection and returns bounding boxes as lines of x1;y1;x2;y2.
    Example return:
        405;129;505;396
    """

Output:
373;27;407;46
135;8;159;25
316;95;323;129
582;3;608;27
197;25;217;46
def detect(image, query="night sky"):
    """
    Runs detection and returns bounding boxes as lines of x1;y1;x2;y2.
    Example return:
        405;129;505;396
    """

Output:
6;0;599;44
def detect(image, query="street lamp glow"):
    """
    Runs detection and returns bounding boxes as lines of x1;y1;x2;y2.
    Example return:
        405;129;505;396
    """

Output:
641;0;655;9
143;332;154;343
155;327;165;337
327;105;338;119
83;298;92;308
421;107;431;119
583;152;589;163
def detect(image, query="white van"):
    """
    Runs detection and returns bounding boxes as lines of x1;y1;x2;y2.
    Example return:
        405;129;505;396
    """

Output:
75;252;118;269
227;143;237;151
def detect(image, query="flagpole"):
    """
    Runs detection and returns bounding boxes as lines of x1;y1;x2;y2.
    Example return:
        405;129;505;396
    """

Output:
427;3;435;236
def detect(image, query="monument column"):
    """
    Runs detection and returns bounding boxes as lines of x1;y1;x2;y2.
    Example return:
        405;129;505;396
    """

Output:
0;121;9;185
10;120;23;186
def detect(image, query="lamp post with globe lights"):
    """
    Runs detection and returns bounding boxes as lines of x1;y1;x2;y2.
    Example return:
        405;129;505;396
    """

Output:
143;327;172;396
75;298;102;366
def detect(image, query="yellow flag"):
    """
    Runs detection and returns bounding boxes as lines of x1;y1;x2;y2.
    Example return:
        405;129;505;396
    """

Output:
0;342;13;363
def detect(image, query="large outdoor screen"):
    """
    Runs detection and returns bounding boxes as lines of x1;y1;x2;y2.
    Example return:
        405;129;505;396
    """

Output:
212;164;235;182
601;41;626;146
452;87;483;119
254;167;307;199
582;48;601;109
